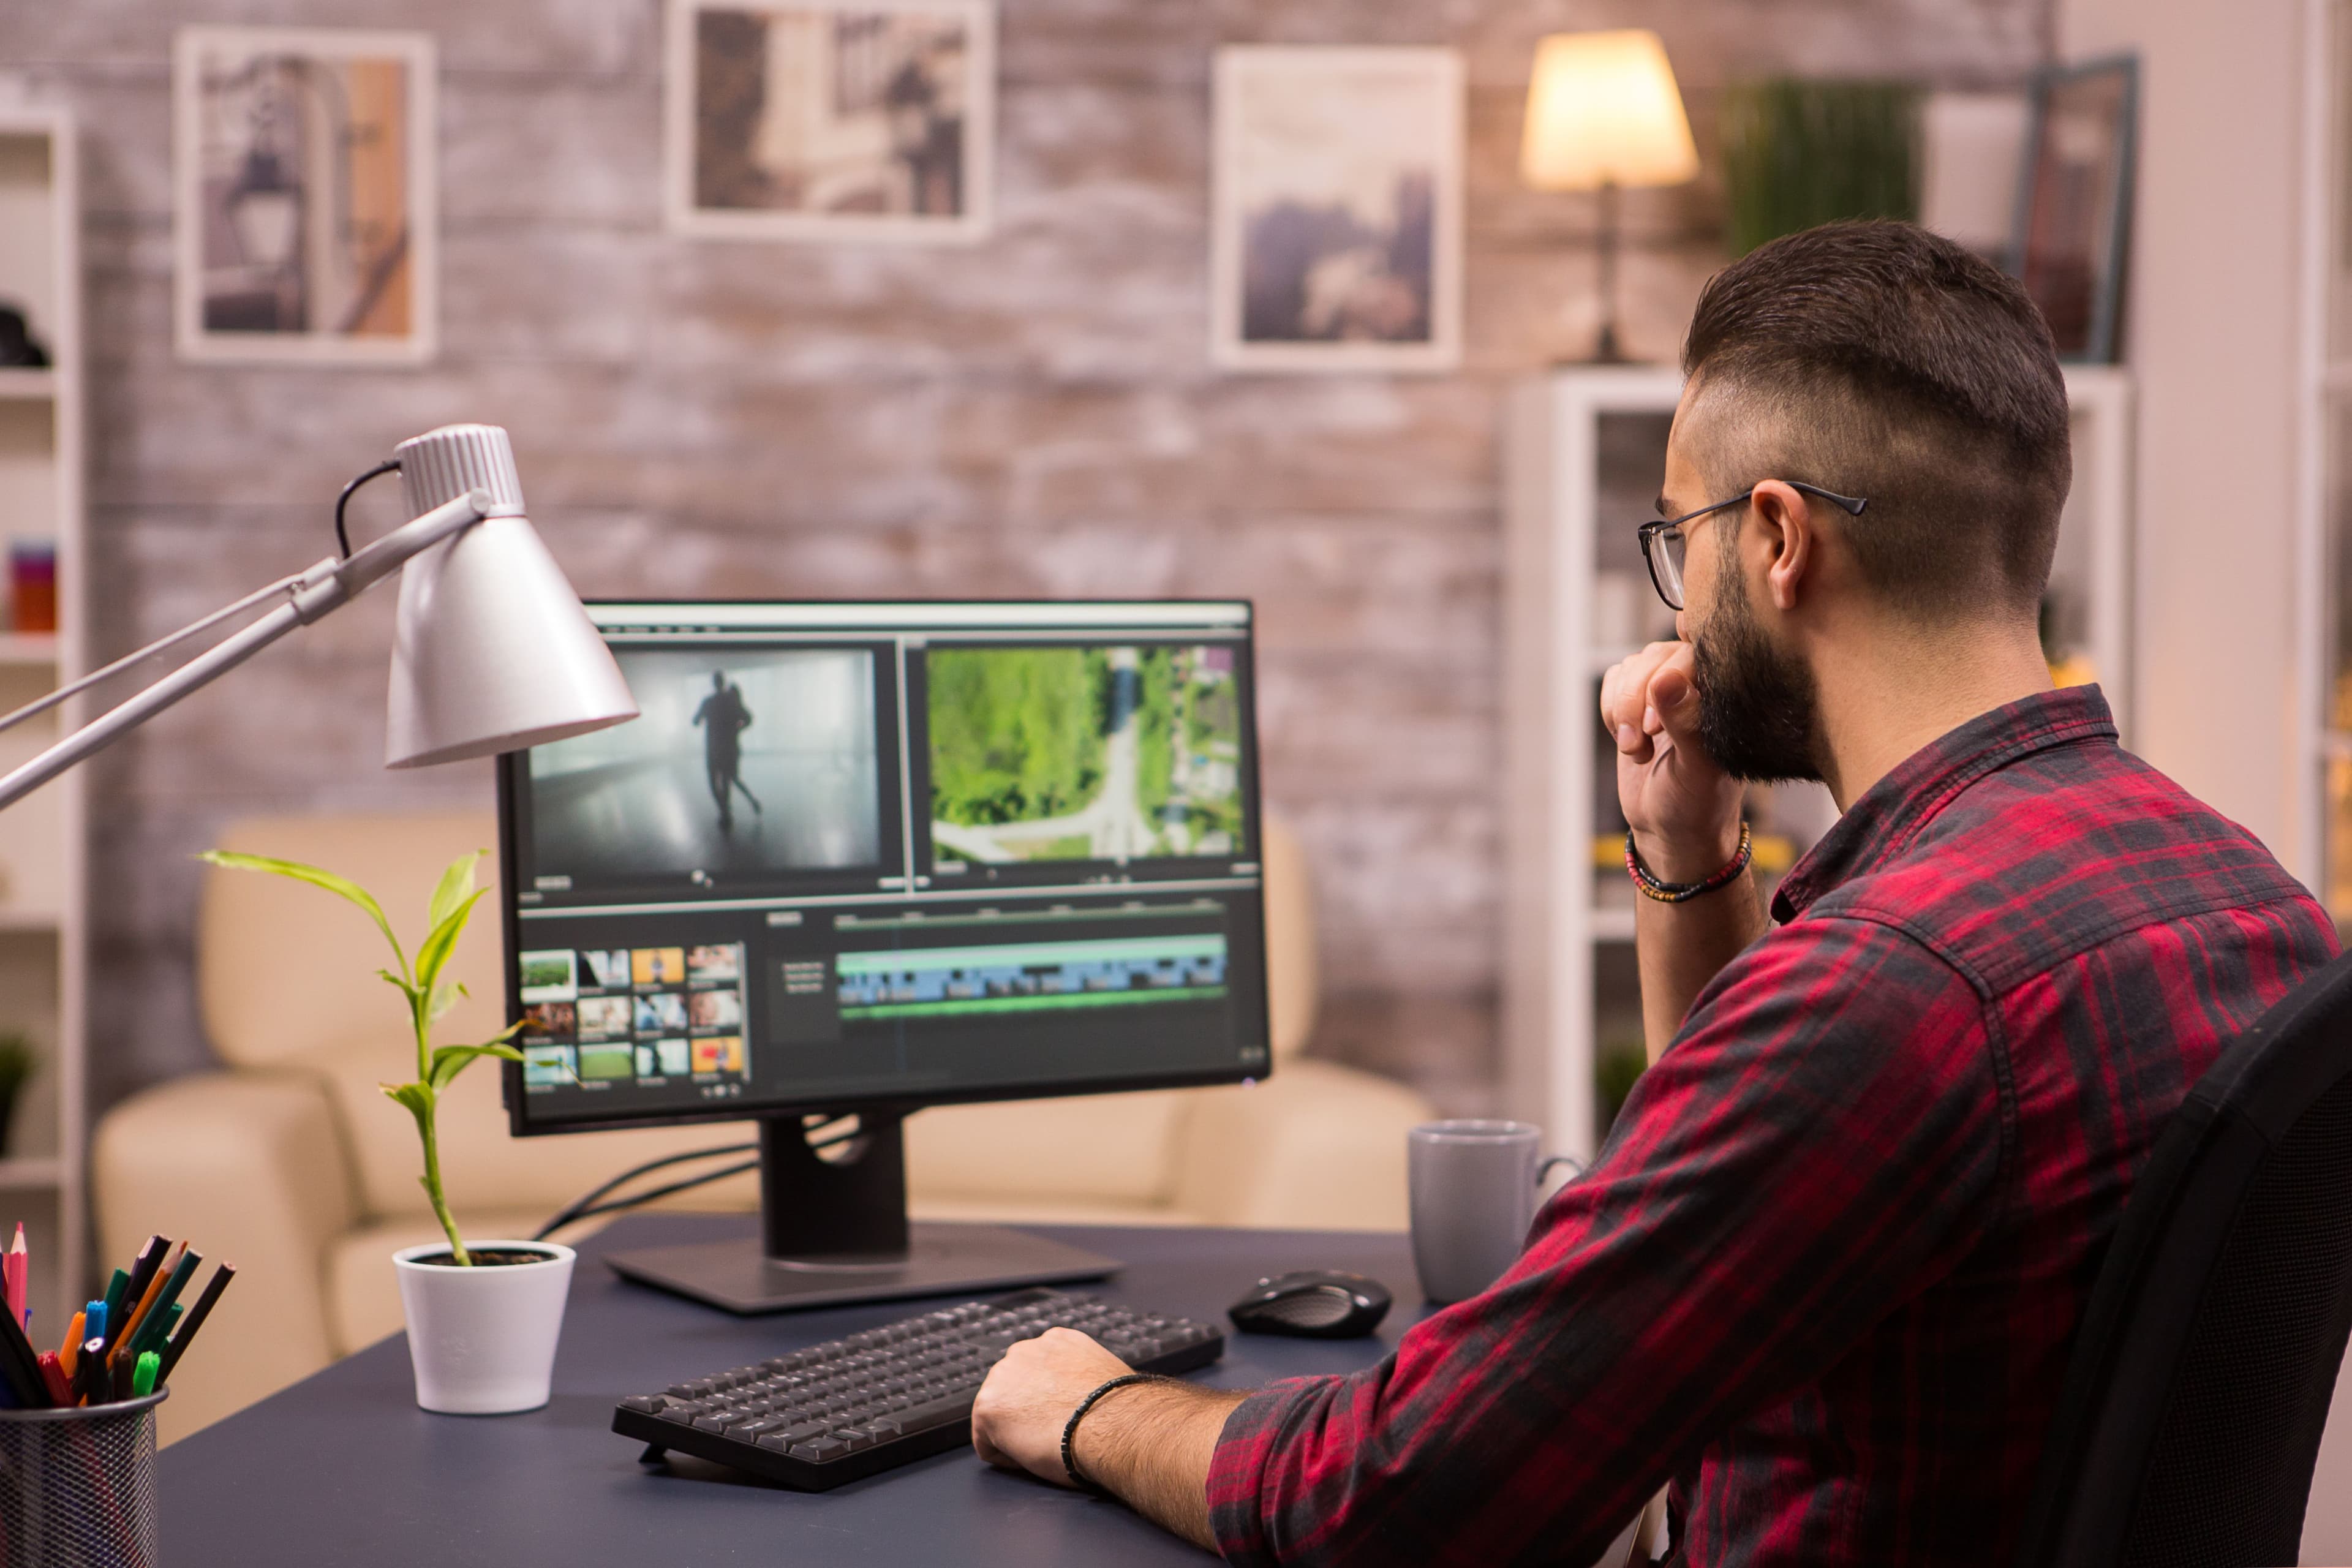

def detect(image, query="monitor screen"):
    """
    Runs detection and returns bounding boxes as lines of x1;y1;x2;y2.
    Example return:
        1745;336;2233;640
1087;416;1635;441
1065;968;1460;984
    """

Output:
498;601;1270;1134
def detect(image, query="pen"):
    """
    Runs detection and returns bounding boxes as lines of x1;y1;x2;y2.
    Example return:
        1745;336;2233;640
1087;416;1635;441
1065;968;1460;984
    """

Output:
71;1336;105;1404
55;1309;83;1376
130;1351;159;1400
81;1299;105;1346
157;1263;233;1384
95;1271;127;1356
34;1351;69;1406
110;1242;182;1371
0;1300;50;1407
103;1240;164;1360
127;1249;200;1363
131;1302;181;1368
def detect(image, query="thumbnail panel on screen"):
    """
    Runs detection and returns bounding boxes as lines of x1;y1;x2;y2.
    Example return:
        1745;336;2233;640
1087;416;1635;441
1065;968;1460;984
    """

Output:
927;644;1244;869
526;647;881;883
519;940;752;1093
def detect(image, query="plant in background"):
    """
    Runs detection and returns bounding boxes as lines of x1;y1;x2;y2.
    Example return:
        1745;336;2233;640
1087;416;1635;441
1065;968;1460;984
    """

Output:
1721;78;1921;258
0;1032;35;1157
198;848;522;1265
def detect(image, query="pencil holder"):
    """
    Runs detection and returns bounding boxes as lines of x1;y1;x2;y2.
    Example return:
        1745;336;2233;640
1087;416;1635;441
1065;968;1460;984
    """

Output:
0;1390;164;1567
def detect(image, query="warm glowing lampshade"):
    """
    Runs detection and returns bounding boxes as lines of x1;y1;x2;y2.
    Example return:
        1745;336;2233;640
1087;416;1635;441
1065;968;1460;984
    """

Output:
383;425;639;768
1520;29;1700;192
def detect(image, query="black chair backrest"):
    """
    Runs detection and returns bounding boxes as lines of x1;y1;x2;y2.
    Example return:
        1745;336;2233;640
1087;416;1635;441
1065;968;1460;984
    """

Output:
2013;949;2352;1567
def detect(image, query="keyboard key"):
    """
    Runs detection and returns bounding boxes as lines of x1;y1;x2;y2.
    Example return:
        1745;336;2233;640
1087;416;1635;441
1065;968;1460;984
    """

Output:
790;1437;852;1462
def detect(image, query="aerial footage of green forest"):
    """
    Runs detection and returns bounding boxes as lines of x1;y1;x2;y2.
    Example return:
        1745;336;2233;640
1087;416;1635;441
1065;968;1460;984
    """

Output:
927;647;1109;831
926;644;1245;864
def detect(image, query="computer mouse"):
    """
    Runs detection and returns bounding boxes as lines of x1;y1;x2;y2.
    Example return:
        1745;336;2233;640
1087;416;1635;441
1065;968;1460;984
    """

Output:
1227;1270;1392;1338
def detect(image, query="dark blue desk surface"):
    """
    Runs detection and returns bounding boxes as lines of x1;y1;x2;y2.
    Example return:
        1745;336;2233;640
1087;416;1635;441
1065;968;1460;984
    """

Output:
162;1215;1419;1565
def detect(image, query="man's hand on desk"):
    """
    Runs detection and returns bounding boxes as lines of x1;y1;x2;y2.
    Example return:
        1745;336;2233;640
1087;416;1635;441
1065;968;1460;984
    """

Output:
973;1327;1250;1552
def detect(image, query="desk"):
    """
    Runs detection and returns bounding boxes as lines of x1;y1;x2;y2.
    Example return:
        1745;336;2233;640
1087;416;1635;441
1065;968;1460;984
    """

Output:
161;1215;1419;1565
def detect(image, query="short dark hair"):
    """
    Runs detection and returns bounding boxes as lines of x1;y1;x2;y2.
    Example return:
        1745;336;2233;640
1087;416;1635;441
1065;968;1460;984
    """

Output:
1680;220;2071;619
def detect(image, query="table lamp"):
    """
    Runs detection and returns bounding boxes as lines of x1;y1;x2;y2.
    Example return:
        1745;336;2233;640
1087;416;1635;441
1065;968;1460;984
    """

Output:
0;423;638;809
1520;29;1701;363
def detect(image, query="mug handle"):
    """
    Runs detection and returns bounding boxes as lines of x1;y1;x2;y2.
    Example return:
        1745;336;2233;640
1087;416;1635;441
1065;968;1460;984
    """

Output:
1538;1154;1585;1183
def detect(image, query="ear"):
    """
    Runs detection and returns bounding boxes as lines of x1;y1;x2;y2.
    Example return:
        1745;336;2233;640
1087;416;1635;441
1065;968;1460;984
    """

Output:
1746;480;1817;612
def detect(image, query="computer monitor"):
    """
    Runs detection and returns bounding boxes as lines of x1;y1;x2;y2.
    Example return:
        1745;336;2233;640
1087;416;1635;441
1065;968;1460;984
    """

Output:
497;600;1269;1312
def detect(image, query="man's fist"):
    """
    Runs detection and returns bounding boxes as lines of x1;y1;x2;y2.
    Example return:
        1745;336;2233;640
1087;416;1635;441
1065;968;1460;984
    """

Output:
971;1327;1135;1485
1599;640;1744;883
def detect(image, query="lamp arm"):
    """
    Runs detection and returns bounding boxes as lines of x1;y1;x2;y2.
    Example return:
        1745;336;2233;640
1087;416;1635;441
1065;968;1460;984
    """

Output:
0;491;491;816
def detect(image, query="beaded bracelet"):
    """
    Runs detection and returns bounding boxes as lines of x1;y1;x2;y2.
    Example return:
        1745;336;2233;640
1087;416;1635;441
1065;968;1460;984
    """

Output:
1061;1372;1166;1491
1625;821;1753;904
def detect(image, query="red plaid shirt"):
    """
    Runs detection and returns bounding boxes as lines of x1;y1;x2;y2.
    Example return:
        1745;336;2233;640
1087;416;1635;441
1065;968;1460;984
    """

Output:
1208;687;2335;1567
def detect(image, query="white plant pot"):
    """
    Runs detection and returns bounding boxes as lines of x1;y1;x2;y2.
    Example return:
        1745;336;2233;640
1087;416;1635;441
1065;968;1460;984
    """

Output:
392;1239;576;1415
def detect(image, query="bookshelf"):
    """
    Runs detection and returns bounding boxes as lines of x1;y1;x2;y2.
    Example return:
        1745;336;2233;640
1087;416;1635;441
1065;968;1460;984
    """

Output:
2300;0;2352;929
1502;364;2135;1161
0;104;87;1335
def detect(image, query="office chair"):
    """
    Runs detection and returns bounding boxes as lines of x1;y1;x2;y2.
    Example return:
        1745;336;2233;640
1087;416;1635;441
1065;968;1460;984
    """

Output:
2011;948;2352;1568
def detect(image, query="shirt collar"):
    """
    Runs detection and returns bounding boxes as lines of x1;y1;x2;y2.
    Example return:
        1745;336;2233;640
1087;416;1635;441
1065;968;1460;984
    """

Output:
1771;685;2119;922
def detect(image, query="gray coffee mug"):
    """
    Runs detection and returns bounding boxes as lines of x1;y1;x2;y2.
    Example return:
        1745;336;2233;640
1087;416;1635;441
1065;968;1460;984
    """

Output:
1408;1120;1579;1305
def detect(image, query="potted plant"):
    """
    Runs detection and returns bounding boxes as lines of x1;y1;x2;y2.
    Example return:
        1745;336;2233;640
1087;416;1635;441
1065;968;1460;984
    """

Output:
0;1033;35;1158
200;846;576;1415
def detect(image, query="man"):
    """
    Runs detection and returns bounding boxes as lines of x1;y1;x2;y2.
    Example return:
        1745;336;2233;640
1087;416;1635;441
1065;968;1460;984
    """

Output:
970;222;2337;1564
692;671;761;832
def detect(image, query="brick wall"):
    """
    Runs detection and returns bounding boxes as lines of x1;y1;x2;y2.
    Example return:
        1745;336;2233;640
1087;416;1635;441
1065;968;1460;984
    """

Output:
3;0;2045;1118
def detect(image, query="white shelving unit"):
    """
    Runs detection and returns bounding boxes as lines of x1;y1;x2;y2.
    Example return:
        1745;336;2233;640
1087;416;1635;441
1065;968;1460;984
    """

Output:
2299;0;2352;926
0;104;87;1335
1502;364;2135;1160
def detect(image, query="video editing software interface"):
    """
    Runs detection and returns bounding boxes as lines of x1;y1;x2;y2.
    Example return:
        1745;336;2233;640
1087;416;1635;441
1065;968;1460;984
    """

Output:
499;601;1270;1133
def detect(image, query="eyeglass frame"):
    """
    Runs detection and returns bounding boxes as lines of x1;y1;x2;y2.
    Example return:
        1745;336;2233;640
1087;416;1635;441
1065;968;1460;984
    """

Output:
1635;482;1869;611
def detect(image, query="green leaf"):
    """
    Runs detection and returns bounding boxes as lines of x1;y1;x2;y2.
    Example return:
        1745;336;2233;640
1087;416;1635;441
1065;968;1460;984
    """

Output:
426;852;483;936
202;850;410;982
428;978;461;1022
426;1041;526;1091
412;888;488;999
380;1080;433;1128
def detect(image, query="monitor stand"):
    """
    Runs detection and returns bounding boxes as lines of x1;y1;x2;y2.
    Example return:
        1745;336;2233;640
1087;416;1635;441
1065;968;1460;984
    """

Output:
602;1111;1121;1314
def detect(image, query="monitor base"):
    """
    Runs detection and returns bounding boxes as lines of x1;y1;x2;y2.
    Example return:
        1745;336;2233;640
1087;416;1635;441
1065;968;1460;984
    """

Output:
605;1222;1120;1315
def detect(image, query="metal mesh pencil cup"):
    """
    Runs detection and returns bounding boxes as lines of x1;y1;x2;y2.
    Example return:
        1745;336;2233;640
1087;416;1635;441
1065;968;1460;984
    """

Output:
0;1390;164;1568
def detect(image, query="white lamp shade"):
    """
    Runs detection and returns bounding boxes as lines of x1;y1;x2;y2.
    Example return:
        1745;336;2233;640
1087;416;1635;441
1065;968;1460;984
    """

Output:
1520;29;1701;192
383;426;637;769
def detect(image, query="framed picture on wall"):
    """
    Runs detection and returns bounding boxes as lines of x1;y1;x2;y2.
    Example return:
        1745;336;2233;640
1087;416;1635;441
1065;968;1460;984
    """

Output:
1210;47;1464;374
665;0;995;244
2009;55;2138;364
173;26;437;364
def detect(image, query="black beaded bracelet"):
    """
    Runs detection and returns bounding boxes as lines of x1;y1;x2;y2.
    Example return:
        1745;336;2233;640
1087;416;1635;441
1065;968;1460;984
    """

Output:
1625;821;1753;904
1061;1372;1165;1491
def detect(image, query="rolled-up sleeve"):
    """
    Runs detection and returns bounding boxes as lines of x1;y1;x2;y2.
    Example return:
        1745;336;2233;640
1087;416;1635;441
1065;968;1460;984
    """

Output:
1206;914;2002;1568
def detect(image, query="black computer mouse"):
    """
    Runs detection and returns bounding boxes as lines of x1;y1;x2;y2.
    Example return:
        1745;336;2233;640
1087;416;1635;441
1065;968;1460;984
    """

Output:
1227;1270;1392;1338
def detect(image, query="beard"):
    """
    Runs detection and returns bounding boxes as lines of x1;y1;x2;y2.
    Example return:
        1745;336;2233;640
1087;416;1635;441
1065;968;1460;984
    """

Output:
1689;571;1825;784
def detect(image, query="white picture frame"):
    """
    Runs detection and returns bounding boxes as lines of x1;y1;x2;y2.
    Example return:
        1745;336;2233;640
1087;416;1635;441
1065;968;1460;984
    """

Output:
1211;47;1464;374
665;0;995;245
173;26;437;366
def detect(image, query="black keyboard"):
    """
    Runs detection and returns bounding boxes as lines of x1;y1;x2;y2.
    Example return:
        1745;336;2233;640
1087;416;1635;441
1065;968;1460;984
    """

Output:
613;1287;1225;1491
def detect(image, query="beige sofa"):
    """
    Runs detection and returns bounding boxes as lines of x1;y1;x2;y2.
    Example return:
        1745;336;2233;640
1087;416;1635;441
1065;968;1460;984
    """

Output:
94;811;1430;1442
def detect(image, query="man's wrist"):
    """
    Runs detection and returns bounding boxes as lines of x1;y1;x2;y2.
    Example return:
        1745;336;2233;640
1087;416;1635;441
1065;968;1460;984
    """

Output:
1069;1377;1251;1552
1631;821;1745;887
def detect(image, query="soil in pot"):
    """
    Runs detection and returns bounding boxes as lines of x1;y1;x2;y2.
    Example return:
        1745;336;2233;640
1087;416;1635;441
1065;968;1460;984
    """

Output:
406;1248;560;1268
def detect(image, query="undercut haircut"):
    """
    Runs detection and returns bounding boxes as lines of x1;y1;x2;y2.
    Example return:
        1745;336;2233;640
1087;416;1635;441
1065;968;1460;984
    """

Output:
1681;220;2071;620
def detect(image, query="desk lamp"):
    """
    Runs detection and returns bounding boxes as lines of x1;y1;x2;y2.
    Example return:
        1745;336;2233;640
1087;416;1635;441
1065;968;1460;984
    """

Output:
1520;29;1701;363
0;423;637;809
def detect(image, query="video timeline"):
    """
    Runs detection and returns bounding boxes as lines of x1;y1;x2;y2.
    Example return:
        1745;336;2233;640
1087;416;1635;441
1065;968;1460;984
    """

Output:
834;934;1229;1022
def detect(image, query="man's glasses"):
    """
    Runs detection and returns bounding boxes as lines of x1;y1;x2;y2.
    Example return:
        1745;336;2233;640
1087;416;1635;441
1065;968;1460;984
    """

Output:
1635;483;1869;611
